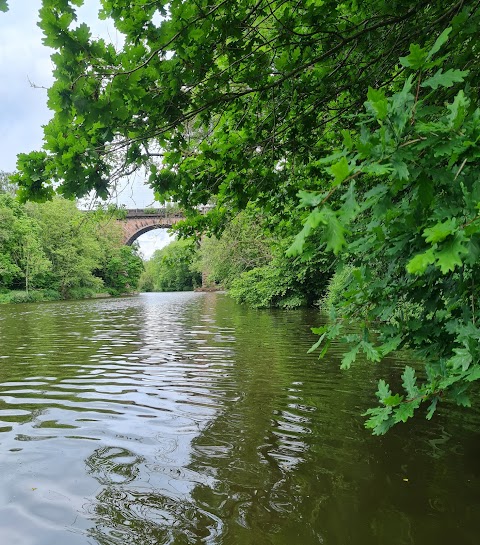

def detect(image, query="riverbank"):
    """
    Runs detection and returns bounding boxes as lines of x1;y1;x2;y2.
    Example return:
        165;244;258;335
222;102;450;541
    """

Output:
0;289;127;304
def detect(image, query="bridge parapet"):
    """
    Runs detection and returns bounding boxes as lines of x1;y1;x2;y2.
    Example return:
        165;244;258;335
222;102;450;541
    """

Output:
125;208;183;219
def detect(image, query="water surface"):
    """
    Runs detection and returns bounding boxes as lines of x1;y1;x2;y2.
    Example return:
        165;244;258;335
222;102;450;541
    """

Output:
0;292;478;544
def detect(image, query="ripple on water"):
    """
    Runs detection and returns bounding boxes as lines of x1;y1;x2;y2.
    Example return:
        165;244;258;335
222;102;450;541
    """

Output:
0;293;479;545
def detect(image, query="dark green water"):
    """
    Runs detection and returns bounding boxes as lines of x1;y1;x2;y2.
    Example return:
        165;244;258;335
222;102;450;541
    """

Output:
0;292;478;544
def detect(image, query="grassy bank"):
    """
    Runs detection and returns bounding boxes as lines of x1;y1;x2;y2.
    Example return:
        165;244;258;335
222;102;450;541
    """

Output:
0;289;117;304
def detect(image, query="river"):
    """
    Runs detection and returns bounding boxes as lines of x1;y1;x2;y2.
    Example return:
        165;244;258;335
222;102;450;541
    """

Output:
0;292;478;544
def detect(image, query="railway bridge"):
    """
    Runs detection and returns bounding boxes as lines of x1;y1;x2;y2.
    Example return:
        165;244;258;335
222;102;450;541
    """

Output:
121;208;185;245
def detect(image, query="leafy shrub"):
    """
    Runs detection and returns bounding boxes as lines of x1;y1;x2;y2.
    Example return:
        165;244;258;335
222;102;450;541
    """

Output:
68;287;98;300
320;265;354;311
229;264;308;308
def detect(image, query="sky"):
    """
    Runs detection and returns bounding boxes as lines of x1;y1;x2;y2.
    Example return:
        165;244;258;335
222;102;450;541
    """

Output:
0;1;173;258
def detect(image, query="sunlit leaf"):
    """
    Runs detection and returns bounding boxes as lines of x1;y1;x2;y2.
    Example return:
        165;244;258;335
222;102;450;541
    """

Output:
421;68;469;90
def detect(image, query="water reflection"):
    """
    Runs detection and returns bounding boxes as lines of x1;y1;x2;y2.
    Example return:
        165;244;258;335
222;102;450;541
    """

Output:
0;294;479;544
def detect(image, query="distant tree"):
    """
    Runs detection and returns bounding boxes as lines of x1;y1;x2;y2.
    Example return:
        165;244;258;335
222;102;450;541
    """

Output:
143;240;201;292
0;171;17;196
194;210;273;288
0;194;51;291
100;245;144;295
26;198;104;297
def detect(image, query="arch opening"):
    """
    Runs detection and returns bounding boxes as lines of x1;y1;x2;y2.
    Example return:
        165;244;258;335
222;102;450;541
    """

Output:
131;228;176;260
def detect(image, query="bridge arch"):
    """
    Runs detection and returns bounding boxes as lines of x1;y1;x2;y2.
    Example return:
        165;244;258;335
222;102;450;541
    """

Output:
118;207;212;289
125;223;176;246
120;209;184;245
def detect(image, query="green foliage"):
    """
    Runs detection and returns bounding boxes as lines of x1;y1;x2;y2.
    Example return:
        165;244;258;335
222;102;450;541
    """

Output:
320;265;354;311
0;195;140;301
194;210;273;288
230;240;331;309
27;198;104;296
0;194;50;291
99;245;144;295
229;265;297;309
294;29;480;433
140;239;201;292
143;207;157;215
17;0;480;216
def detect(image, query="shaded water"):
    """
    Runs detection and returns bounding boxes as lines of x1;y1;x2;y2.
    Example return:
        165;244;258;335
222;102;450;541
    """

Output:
0;292;478;544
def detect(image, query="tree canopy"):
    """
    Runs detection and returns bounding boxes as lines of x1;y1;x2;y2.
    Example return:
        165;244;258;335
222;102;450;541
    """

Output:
12;1;477;210
7;0;480;432
0;193;143;300
140;239;201;292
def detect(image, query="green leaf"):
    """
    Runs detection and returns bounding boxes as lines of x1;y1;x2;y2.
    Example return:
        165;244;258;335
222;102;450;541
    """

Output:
329;157;350;186
364;406;394;435
307;332;326;354
399;43;427;69
361;341;382;362
452;389;471;407
376;379;392;402
426;397;438;420
466;366;480;382
426;27;452;60
339;181;359;223
323;209;346;254
286;208;325;256
448;347;472;371
402;366;419;398
378;335;402;356
406;249;435;275
447;90;470;130
383;394;403;407
362;163;393;176
393;402;417;423
435;235;468;274
0;0;8;12
342;130;353;149
423;218;457;243
298;190;323;208
366;87;388;120
391;160;409;181
340;345;360;370
189;28;204;41
421;68;469;90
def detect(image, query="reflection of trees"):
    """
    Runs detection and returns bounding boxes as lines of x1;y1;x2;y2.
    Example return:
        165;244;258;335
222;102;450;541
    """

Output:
180;298;476;545
78;294;480;545
184;300;330;544
84;445;224;545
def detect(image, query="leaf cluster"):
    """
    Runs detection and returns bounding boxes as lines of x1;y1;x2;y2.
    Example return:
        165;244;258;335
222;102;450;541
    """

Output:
296;26;480;432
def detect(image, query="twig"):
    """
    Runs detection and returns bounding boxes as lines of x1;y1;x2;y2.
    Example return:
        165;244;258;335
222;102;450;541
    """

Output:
454;157;468;180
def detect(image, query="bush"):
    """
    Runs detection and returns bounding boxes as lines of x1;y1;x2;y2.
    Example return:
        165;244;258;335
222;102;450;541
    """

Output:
68;287;98;300
320;265;354;311
229;264;308;308
0;290;51;304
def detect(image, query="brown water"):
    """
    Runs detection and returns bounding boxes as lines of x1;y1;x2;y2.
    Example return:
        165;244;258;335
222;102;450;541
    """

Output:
0;292;478;544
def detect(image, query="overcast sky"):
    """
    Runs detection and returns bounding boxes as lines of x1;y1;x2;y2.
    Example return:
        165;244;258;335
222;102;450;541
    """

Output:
0;1;173;258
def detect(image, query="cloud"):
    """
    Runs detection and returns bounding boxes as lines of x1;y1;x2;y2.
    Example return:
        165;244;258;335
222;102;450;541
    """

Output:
0;1;53;171
136;229;176;260
0;0;120;172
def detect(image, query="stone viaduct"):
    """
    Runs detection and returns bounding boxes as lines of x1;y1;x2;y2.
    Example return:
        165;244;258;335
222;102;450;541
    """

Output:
120;208;185;245
118;207;213;288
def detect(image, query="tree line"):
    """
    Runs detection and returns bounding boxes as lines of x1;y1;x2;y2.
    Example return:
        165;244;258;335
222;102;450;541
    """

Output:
0;173;143;302
5;0;480;431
